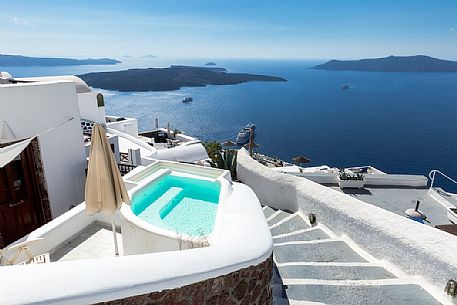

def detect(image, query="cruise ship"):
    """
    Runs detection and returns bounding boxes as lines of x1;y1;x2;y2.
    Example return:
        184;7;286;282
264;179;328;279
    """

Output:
236;123;256;145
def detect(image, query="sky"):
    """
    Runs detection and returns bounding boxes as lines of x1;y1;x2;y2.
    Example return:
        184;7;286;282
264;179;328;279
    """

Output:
1;0;457;60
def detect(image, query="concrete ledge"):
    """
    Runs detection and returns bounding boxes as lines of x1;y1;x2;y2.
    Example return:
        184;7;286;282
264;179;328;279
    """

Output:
289;172;428;188
237;148;457;298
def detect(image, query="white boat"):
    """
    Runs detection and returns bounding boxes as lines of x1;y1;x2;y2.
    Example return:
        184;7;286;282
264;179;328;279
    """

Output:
236;123;255;145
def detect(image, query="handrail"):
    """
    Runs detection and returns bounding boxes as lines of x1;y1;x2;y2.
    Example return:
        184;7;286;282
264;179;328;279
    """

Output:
428;169;457;189
118;163;137;176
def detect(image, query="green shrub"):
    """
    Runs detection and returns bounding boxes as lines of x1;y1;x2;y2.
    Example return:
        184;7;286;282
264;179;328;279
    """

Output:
208;149;237;180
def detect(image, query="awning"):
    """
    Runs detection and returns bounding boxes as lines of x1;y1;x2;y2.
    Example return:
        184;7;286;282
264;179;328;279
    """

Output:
0;117;74;168
0;138;33;168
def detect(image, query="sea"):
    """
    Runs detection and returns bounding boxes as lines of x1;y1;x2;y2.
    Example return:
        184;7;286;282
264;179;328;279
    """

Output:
5;58;457;191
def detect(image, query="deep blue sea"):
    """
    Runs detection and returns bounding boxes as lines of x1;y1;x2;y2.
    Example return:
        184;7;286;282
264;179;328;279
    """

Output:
6;58;457;191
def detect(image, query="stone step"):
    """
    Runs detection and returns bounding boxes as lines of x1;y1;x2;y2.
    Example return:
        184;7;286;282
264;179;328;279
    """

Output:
263;206;277;219
270;215;310;236
268;210;294;226
273;229;330;243
277;265;395;280
285;284;442;305
274;241;367;264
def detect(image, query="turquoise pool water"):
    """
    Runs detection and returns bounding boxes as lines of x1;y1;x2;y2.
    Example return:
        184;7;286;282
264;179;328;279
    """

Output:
131;175;221;236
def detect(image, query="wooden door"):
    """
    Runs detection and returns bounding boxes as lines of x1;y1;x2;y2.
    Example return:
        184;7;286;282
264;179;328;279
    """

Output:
0;145;43;246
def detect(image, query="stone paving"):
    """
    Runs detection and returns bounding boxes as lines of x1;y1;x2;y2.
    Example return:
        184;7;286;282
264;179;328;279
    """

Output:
262;206;443;305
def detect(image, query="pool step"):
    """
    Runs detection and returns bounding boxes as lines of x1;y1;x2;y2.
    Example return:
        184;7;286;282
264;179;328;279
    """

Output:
137;187;184;223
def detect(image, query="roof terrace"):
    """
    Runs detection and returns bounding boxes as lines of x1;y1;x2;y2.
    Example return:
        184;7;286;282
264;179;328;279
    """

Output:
332;186;451;227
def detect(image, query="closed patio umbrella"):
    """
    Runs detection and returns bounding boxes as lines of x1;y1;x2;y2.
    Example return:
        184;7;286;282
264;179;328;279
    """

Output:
85;124;130;256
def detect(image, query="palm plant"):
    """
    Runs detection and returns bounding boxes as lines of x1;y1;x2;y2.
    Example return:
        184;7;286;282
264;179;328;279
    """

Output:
203;141;222;160
208;149;237;180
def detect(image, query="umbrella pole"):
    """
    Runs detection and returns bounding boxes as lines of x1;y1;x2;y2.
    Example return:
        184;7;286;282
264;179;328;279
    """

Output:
249;127;253;155
112;216;119;256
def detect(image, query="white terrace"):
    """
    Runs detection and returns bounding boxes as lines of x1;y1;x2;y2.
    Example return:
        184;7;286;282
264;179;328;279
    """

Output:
0;160;272;305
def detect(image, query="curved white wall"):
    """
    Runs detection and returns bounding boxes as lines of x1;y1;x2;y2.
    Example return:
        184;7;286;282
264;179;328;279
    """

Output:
237;148;457;293
237;150;298;212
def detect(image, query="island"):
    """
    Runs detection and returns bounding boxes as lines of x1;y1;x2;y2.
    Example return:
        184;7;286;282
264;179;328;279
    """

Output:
141;55;157;58
205;62;217;66
0;54;120;67
78;65;287;92
313;55;457;72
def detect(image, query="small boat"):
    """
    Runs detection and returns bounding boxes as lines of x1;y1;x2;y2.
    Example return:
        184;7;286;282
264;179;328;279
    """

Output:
236;123;256;145
342;85;350;90
182;97;193;103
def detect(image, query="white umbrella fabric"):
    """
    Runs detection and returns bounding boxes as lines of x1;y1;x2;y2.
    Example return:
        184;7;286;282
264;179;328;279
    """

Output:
85;124;130;255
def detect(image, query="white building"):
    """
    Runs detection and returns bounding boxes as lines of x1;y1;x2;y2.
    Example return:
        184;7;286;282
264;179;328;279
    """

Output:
0;74;87;246
0;72;209;246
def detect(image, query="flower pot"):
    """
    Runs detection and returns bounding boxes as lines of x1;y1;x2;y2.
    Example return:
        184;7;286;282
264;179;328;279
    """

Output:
337;177;365;189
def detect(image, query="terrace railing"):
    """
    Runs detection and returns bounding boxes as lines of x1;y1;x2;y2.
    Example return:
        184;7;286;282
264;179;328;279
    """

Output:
118;163;137;176
429;169;457;190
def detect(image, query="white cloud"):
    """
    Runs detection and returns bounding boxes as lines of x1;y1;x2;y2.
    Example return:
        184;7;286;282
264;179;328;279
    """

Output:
12;16;33;26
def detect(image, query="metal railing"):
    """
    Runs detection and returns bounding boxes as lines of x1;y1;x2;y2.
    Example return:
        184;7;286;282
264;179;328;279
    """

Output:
118;163;137;176
429;169;457;189
120;152;129;163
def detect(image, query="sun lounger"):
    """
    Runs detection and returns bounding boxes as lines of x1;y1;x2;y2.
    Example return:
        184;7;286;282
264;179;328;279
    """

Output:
0;238;50;266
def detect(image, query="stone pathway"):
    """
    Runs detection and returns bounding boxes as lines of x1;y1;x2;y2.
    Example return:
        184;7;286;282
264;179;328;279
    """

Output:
262;206;444;305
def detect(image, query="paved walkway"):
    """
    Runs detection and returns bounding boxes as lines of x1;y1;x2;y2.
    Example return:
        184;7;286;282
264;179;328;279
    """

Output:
262;206;443;305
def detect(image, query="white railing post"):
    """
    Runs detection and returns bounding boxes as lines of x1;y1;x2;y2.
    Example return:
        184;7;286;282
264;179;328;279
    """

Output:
429;170;436;189
428;169;457;190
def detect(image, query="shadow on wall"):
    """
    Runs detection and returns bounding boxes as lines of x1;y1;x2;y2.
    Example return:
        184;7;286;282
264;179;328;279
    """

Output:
237;149;298;213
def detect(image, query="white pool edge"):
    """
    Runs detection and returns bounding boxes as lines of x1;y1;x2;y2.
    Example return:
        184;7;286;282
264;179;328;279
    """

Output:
120;162;232;253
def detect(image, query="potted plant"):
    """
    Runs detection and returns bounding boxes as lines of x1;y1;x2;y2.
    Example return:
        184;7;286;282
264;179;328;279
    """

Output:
337;169;365;189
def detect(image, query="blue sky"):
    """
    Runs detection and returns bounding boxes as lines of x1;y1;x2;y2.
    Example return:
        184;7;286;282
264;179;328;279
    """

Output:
1;0;456;59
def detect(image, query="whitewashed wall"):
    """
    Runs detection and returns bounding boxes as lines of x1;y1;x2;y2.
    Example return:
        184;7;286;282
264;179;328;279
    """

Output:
237;148;457;294
237;150;298;212
77;92;106;123
0;81;87;218
106;116;139;137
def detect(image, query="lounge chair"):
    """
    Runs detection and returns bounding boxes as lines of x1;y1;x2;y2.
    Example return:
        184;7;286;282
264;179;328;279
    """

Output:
0;238;50;266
